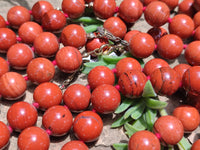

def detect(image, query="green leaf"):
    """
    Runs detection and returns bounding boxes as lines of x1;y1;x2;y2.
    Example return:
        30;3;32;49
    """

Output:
81;66;93;74
177;137;192;150
132;116;147;130
84;61;107;68
124;101;144;119
72;16;103;24
102;55;127;64
83;24;102;33
130;104;145;120
144;98;168;109
111;115;132;128
143;107;157;131
142;80;157;97
107;64;116;70
112;143;128;150
124;122;138;137
115;98;134;114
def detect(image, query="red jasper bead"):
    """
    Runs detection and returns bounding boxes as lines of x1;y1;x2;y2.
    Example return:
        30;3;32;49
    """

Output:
61;140;89;150
129;32;155;58
191;139;200;150
173;105;200;132
160;0;179;10
178;0;195;17
153;115;184;145
103;17;127;39
147;27;168;44
185;41;200;65
0;28;17;53
128;130;160;150
123;30;140;44
150;67;181;96
7;101;38;131
7;43;34;70
18;126;50;150
55;46;82;73
193;26;200;40
144;1;170;27
93;0;116;19
0;121;10;149
87;65;115;89
62;0;85;19
168;14;195;39
61;24;87;49
143;58;169;76
0;15;6;28
18;21;43;44
33;32;59;57
119;0;143;23
193;11;200;28
0;72;26;100
142;0;157;6
118;70;147;98
0;57;9;77
42;105;73;136
27;57;55;84
115;57;142;77
7;6;31;29
157;34;184;59
173;63;191;80
63;84;91;112
33;82;62;110
73;111;103;142
42;9;66;32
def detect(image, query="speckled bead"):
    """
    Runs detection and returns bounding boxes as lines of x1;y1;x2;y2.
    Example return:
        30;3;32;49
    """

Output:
0;121;10;150
61;141;89;150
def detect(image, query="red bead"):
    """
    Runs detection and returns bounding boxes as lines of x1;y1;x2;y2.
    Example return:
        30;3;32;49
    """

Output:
62;0;85;19
0;15;6;28
160;0;179;10
42;105;73;136
55;46;82;73
61;140;89;150
7;43;34;70
169;14;195;39
0;57;9;77
142;0;157;6
157;34;184;59
0;72;26;100
0;28;17;53
193;26;200;40
153;115;184;145
87;66;115;89
119;0;143;23
61;24;87;49
147;27;168;44
185;41;200;65
118;70;147;98
144;1;170;27
7;101;38;131
33;82;62;110
178;0;195;17
33;32;59;57
150;67;181;96
128;130;160;150
123;30;140;44
103;17;127;39
18;126;50;150
173;63;191;80
129;32;155;58
31;1;54;23
193;11;200;28
7;6;31;29
63;84;91;112
93;0;116;19
27;57;55;84
18;21;43;44
191;139;200;150
73;111;103;142
0;121;10;149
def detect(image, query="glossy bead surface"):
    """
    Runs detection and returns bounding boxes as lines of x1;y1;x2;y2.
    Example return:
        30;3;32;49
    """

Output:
193;11;200;28
73;111;103;142
18;126;50;150
191;139;200;150
7;101;38;131
0;15;6;28
0;121;10;150
87;66;115;89
0;72;26;100
61;140;89;150
33;32;59;57
123;30;140;43
63;84;91;112
42;105;73;136
178;0;195;17
62;0;85;19
33;82;62;110
147;27;168;44
173;64;191;80
27;57;55;84
185;41;200;65
160;0;179;10
150;67;181;96
55;46;82;73
144;1;170;27
0;57;9;77
7;43;34;70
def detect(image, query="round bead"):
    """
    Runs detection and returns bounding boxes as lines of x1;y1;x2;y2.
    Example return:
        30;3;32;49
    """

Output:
18;126;50;150
33;32;59;57
0;57;9;77
33;82;62;110
7;6;31;28
55;46;82;73
7;101;38;131
173;63;191;80
144;1;170;27
103;17;127;39
18;21;43;44
157;34;184;59
123;30;140;43
128;130;160;150
0;15;6;28
42;105;73;136
61;24;87;49
73;111;103;142
63;84;91;112
61;140;89;150
142;0;157;6
7;43;34;70
191;139;200;150
193;26;200;40
147;27;168;44
160;0;179;10
62;0;85;19
185;41;200;65
119;0;143;23
0;72;26;100
118;70;147;98
150;67;181;96
193;11;200;28
27;57;55;84
87;65;115;89
178;0;195;17
0;121;10;150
